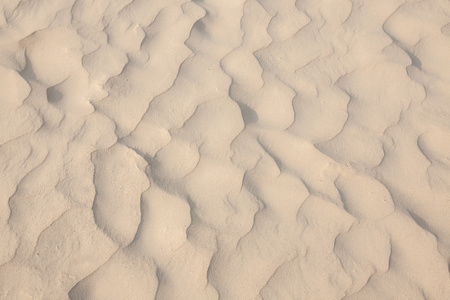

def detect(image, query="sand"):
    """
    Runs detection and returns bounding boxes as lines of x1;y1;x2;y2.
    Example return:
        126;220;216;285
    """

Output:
0;0;449;299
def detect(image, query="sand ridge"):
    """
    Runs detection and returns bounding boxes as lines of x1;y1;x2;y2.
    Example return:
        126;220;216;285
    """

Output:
0;0;449;299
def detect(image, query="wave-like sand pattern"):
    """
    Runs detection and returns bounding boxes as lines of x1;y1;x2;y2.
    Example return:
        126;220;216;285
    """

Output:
0;0;449;299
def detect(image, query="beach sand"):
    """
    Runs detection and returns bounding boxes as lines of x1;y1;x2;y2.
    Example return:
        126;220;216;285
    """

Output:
0;0;449;299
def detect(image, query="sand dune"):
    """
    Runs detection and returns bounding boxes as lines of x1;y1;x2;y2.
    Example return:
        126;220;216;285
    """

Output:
1;0;449;299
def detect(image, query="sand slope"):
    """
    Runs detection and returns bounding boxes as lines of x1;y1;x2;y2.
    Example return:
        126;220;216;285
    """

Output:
0;0;449;299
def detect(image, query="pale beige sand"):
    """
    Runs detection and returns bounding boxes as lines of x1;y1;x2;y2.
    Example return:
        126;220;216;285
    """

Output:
0;0;450;299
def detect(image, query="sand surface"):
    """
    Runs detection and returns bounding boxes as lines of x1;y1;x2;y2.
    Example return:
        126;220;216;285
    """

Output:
1;0;450;299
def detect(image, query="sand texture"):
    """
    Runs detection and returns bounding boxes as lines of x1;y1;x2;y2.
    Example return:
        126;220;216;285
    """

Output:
1;0;450;299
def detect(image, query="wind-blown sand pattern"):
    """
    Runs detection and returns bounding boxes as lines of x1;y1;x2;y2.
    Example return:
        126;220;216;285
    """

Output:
0;0;449;299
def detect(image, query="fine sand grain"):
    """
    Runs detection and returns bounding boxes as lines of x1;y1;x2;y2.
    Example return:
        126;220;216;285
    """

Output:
1;0;449;299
